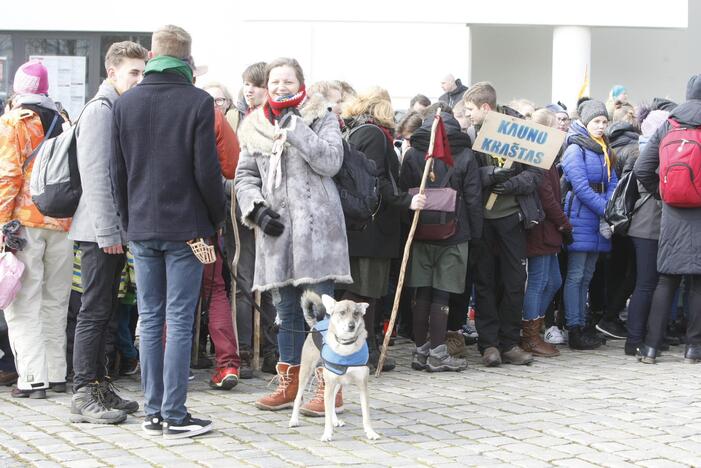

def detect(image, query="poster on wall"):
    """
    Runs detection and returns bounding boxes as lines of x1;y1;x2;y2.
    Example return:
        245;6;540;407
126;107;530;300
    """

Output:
0;57;6;99
29;55;86;120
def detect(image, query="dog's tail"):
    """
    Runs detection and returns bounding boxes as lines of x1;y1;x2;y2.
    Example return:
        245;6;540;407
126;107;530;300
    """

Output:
301;291;326;328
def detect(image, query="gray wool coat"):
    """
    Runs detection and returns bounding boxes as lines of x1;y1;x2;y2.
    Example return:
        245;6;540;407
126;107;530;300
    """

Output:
235;95;352;292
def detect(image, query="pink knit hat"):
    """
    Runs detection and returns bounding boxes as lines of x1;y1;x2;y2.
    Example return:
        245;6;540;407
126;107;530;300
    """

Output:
13;60;49;95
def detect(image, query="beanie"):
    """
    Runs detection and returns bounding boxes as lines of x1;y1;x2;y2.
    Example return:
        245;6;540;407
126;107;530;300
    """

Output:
579;100;608;127
641;110;670;138
13;60;49;95
610;85;626;100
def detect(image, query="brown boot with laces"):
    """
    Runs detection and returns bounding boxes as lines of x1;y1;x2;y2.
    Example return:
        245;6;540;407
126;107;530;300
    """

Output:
254;362;300;411
300;367;344;417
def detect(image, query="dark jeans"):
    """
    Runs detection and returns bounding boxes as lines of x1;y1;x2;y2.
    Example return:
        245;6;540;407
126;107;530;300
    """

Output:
116;303;138;360
472;213;527;352
130;240;203;424
72;242;125;390
626;237;659;344
589;236;636;322
66;290;82;376
645;274;701;349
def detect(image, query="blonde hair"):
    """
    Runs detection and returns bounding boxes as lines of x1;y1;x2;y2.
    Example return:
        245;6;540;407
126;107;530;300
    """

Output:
463;81;497;109
309;80;342;99
342;87;395;128
202;81;234;104
104;41;148;71
152;25;191;59
532;108;556;128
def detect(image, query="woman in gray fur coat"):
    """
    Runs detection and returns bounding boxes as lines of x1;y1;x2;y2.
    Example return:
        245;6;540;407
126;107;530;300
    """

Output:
235;58;352;411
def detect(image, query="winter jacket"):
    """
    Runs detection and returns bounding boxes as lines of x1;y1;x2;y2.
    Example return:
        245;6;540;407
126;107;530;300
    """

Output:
214;109;239;179
399;113;483;245
635;74;701;274
69;81;124;247
527;165;572;257
0;98;69;231
235;94;352;292
474;105;544;231
562;120;619;253
438;79;468;108
606;121;640;177
111;72;225;242
345;118;412;259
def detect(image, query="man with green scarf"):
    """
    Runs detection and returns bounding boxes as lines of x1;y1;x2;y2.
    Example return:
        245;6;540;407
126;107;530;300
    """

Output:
111;24;225;440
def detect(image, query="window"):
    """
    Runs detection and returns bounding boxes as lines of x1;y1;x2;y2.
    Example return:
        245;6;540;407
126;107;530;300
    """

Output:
99;34;151;81
0;34;12;103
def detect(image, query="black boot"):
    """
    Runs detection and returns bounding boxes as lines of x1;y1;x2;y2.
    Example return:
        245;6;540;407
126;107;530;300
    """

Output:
568;327;602;350
636;344;658;364
684;344;701;364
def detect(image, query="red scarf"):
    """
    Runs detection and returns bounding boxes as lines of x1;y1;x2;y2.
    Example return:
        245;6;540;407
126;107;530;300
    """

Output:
264;85;307;122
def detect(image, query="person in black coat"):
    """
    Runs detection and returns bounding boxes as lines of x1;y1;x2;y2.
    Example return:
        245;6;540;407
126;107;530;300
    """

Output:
340;88;425;371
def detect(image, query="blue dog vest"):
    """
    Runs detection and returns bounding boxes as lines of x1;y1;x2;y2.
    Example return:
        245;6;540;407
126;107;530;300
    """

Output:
312;317;369;375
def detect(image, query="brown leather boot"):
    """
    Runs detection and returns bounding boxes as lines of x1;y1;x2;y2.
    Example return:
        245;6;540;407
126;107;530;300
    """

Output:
255;362;300;410
521;318;560;357
300;367;344;417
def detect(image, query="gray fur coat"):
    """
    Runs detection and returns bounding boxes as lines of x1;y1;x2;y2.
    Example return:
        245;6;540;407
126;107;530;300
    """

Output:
235;95;352;292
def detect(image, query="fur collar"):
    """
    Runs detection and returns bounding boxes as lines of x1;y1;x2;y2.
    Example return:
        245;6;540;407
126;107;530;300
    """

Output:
237;93;330;156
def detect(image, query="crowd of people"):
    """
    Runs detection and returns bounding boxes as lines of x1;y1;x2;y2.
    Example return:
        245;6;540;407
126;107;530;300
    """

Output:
0;23;699;439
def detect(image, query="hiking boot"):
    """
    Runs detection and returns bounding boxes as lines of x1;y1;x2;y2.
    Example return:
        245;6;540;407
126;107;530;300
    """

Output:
11;387;46;399
684;344;701;364
210;367;239;390
261;352;278;375
300;367;344;417
99;380;139;414
70;383;126;424
163;413;213;440
49;382;67;393
520;318;560;357
482;347;501;367
411;342;431;371
427;344;467;372
637;344;658;364
596;318;627;340
445;331;467;358
255;363;300;411
569;326;602;350
142;414;163;436
460;322;479;346
239;350;254;379
501;345;534;365
119;357;139;376
0;371;18;387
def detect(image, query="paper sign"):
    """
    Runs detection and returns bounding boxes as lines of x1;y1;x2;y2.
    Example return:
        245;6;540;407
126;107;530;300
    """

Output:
472;111;566;170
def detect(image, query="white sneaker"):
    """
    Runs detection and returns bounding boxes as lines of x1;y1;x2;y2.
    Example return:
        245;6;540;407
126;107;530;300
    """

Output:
544;326;567;345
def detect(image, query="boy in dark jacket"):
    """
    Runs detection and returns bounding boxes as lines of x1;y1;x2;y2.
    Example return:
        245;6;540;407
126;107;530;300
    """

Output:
462;82;544;367
111;25;225;439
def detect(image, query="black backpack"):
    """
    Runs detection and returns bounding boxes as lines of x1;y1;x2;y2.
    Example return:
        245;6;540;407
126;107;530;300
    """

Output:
335;125;381;230
604;170;650;236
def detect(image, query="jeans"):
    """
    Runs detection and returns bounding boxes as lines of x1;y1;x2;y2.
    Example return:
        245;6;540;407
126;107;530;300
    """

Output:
73;242;125;390
524;254;562;321
564;251;599;328
626;237;659;344
130;240;203;424
116;303;138;360
273;280;334;365
646;274;701;348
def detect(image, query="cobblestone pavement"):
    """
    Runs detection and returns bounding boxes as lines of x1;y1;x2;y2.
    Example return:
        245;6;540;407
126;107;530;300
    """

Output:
0;338;700;467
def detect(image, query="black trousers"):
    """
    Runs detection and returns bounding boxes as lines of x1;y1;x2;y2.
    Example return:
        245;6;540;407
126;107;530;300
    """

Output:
472;213;527;352
72;242;125;390
645;274;701;349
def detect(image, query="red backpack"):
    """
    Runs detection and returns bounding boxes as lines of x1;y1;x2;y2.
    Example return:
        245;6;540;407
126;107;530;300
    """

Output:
658;119;701;208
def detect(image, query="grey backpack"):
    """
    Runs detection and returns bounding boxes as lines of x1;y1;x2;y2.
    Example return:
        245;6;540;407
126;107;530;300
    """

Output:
26;97;111;218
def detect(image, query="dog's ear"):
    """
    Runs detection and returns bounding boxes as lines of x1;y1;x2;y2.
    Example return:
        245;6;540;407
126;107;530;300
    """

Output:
355;302;370;316
321;294;336;313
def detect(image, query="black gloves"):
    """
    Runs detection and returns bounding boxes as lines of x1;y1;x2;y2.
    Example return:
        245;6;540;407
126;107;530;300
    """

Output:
492;167;518;184
251;205;284;237
561;229;574;245
492;181;514;195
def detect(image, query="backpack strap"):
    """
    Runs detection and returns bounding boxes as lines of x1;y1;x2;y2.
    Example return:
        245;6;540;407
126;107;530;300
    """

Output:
22;114;60;171
437;167;455;188
348;123;399;196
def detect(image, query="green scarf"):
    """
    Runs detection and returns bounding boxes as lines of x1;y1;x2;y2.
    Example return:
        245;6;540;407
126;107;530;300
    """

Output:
144;55;193;82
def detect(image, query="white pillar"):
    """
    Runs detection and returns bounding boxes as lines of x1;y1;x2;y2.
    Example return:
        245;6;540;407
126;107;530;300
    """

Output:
463;25;472;86
551;26;591;115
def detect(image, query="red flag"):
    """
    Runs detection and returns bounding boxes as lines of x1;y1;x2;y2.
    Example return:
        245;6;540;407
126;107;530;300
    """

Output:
426;114;453;167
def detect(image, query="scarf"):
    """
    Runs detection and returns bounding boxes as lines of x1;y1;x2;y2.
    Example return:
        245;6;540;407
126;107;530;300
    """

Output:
592;135;612;181
263;85;307;123
144;55;193;82
13;93;57;112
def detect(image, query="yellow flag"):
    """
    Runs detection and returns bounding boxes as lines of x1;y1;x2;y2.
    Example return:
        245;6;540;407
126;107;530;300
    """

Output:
577;65;590;99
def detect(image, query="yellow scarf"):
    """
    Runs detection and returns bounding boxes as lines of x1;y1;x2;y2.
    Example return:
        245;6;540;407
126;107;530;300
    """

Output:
592;135;612;181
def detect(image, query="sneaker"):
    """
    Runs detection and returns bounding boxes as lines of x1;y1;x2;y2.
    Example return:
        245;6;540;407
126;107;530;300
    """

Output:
209;367;239;390
163;413;213;439
142;414;163;435
239;350;254;379
69;383;126;424
119;357;139;376
99;380;139;414
501;345;534;365
460;322;479;345
596;319;627;340
188;370;195;381
49;382;67;393
482;347;502;367
11;387;46;399
544;326;566;345
411;342;431;371
427;344;467;372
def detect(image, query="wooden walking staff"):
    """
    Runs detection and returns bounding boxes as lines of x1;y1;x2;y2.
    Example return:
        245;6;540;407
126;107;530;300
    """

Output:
229;183;243;368
376;107;442;377
253;292;261;371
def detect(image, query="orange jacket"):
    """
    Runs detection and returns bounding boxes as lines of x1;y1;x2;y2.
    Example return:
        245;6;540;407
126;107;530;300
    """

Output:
214;109;239;179
0;109;71;231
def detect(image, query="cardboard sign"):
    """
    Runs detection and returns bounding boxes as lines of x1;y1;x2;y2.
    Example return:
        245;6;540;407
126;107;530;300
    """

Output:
472;111;566;170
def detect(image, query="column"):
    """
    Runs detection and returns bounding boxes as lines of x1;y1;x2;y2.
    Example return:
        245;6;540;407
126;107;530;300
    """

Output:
551;26;591;115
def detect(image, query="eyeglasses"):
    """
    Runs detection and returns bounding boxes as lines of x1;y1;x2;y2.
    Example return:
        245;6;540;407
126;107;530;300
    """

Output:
214;97;229;106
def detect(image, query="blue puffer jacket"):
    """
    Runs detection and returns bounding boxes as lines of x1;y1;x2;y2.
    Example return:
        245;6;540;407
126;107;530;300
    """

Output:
562;121;618;253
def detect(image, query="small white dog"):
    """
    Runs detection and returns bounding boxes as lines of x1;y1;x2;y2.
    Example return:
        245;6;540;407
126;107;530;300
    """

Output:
288;292;380;442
